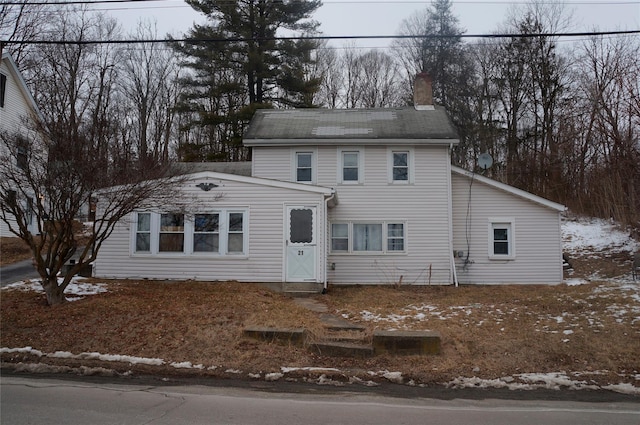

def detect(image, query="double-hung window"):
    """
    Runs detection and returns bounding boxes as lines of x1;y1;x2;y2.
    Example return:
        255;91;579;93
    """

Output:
392;151;409;181
159;213;185;252
489;219;515;259
194;213;219;252
388;149;413;183
331;222;405;253
387;223;405;251
296;152;313;182
227;212;245;253
341;151;360;183
135;212;151;252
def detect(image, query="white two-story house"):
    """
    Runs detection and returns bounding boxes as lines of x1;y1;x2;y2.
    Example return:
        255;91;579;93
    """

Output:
0;52;41;237
95;75;565;288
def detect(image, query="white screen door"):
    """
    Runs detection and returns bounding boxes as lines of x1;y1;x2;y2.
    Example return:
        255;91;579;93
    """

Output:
286;206;317;281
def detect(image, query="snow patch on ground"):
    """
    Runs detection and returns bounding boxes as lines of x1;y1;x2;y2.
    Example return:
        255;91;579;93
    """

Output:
2;277;108;301
562;217;639;254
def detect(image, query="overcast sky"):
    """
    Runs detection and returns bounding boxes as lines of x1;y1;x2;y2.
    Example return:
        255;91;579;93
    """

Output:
103;0;640;49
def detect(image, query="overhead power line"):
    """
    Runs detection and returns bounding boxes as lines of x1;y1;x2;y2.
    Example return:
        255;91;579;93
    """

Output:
3;0;639;5
2;29;638;45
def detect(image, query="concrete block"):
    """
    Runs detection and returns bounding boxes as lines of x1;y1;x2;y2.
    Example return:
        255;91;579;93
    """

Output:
312;341;374;358
243;327;307;347
373;330;441;355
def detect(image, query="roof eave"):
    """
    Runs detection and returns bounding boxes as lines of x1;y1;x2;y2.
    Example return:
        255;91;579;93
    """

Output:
452;166;566;212
244;138;460;147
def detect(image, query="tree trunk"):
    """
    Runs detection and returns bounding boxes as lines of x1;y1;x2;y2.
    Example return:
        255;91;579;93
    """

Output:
42;277;66;306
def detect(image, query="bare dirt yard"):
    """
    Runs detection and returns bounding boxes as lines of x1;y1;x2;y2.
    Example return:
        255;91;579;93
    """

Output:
1;217;639;393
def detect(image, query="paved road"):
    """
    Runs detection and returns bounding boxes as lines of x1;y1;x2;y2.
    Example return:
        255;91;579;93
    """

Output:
2;376;639;425
0;258;38;286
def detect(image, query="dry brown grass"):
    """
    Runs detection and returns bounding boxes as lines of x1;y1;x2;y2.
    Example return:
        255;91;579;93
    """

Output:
0;237;33;266
1;270;639;387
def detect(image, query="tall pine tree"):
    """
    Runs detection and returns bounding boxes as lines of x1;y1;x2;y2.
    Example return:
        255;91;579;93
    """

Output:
174;0;322;161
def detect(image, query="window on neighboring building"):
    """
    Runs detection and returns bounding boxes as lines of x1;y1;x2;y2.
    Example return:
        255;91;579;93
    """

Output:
296;152;313;182
193;213;219;253
159;213;185;252
489;220;515;259
331;222;405;253
16;137;29;170
0;73;7;108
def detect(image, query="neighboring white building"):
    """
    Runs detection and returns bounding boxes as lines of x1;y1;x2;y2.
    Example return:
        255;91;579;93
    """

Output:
95;75;565;288
0;52;41;237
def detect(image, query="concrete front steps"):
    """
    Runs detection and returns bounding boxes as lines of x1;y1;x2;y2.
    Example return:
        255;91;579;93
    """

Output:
245;296;441;358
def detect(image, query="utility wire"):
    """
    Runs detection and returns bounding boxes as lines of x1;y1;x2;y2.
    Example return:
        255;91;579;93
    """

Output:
3;0;639;5
2;29;638;45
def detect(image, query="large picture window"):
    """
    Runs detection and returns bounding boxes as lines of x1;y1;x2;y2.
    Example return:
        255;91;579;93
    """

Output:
134;210;247;256
331;221;405;253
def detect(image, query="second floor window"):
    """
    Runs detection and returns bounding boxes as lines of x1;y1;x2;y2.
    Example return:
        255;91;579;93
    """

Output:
342;151;359;182
296;152;313;182
392;151;409;181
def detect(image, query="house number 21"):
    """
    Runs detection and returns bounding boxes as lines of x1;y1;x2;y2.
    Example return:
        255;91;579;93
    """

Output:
298;250;304;255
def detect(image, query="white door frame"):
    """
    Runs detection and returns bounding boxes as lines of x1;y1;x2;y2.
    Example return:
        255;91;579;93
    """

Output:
285;205;318;282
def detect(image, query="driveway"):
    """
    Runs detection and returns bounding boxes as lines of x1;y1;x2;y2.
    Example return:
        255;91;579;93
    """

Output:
0;258;38;286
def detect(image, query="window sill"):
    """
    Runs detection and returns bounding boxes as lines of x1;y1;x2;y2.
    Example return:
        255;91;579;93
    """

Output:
488;255;516;261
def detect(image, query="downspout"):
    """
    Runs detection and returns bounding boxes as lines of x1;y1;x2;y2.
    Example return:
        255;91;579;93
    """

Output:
323;190;336;293
447;144;459;287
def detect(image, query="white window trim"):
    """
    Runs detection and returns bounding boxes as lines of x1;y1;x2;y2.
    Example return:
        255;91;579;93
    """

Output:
292;149;317;184
330;221;407;254
488;218;516;260
337;147;364;184
132;210;248;257
387;147;415;184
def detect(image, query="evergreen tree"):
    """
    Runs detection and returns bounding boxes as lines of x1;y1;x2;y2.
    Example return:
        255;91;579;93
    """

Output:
174;0;322;161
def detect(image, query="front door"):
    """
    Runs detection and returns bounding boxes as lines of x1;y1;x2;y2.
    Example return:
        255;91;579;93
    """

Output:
285;206;317;282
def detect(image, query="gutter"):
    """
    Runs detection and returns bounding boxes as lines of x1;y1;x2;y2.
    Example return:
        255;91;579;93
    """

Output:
447;143;459;287
323;190;337;293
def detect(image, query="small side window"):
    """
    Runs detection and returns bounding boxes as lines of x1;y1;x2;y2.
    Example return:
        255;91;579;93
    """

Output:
489;220;515;259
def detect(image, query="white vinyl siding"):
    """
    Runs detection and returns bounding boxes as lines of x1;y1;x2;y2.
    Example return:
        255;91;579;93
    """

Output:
451;172;563;284
327;146;453;285
0;55;40;237
95;173;329;283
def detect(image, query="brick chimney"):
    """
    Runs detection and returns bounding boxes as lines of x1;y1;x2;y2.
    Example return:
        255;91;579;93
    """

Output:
413;73;435;110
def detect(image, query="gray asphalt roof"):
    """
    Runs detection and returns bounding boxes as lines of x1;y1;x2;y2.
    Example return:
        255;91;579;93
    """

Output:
244;107;459;146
